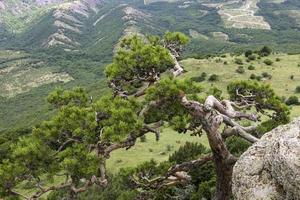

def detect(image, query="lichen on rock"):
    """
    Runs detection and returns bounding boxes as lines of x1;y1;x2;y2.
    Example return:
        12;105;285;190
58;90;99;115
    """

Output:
232;118;300;200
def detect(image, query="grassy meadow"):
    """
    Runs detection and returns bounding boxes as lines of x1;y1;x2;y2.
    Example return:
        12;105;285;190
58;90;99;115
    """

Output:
181;53;300;117
107;128;208;173
106;53;300;173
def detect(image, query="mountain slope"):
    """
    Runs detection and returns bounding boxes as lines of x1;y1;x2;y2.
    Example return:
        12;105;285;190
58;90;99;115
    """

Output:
0;0;300;132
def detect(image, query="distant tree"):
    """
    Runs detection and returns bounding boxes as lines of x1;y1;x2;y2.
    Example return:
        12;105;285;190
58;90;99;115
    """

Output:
248;54;256;61
259;46;272;56
208;74;219;81
286;96;299;105
244;50;252;57
262;72;272;79
263;59;273;65
236;66;245;74
250;74;257;80
295;86;300;93
248;65;255;70
191;72;207;82
234;58;243;65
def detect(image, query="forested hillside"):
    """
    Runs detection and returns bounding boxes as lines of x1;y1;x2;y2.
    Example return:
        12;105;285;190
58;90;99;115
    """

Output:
1;0;300;131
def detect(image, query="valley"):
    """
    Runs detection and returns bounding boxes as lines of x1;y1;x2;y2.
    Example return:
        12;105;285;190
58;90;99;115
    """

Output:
0;50;73;97
0;0;300;132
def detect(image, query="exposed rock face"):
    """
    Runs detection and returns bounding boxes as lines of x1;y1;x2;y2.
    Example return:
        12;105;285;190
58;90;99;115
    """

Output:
232;118;300;200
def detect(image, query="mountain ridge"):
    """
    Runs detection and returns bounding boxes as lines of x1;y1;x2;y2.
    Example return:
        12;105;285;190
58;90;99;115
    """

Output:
0;0;300;131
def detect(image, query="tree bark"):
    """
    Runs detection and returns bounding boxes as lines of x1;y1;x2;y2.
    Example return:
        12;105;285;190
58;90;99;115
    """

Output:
180;95;238;200
214;156;235;200
203;124;235;200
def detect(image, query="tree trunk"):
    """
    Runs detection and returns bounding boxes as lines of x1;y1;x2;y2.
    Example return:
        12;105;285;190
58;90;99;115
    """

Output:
214;156;234;200
180;95;237;200
203;117;235;200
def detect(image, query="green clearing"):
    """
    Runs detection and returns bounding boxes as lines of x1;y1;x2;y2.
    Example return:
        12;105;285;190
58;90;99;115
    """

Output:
181;53;300;117
107;128;208;173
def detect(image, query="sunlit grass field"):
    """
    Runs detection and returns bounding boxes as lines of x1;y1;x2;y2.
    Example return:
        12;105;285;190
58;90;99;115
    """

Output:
107;128;208;173
181;53;300;117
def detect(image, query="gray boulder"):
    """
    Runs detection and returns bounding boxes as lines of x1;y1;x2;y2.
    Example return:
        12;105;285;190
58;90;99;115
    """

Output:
232;118;300;200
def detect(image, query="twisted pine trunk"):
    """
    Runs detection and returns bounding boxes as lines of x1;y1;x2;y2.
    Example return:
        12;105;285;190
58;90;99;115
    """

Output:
180;95;237;200
204;124;235;200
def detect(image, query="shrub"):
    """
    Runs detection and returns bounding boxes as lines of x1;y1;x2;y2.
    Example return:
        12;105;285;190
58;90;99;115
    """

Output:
169;142;207;163
248;65;255;70
259;46;272;56
249;74;262;81
263;59;273;65
208;74;219;81
250;74;256;80
256;75;262;81
207;87;222;99
244;50;253;57
215;58;222;63
226;136;251;156
286;96;299;105
290;75;294;80
191;178;216;200
140;135;147;142
248;55;256;61
191;72;207;82
191;76;205;82
276;58;281;62
234;58;243;65
223;61;228;65
295;86;300;93
236;66;245;74
261;72;272;79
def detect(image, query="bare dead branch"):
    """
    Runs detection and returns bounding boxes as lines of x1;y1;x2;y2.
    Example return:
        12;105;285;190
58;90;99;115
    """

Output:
131;155;212;192
170;53;184;77
166;155;213;177
103;124;161;158
28;182;72;200
51;138;81;157
205;96;258;122
236;88;256;99
222;126;258;143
